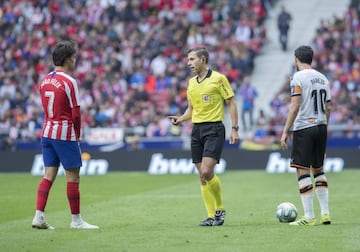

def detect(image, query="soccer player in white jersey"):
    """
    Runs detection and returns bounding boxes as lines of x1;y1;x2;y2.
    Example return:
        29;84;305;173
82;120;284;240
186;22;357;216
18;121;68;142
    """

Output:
280;45;331;226
32;40;99;230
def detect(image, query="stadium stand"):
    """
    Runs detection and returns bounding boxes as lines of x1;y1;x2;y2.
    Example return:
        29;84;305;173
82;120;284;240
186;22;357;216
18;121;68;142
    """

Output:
0;0;358;150
0;0;275;150
265;0;360;140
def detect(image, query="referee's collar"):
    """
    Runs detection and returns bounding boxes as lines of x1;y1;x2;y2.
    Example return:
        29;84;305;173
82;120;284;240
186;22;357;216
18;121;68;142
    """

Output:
197;69;212;83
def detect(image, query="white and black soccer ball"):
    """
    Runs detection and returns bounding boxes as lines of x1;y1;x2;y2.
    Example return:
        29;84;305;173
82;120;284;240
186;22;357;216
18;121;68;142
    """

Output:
276;202;298;223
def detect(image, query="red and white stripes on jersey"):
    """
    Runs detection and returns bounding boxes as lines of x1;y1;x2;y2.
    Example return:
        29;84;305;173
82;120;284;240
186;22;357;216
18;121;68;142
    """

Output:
40;70;80;141
42;120;77;141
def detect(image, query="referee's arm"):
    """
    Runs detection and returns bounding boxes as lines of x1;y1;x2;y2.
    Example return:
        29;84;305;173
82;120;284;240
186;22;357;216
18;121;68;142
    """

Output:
169;101;193;126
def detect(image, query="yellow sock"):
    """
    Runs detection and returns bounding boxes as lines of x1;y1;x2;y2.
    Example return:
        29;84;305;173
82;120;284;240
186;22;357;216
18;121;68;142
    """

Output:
200;184;215;218
207;175;224;210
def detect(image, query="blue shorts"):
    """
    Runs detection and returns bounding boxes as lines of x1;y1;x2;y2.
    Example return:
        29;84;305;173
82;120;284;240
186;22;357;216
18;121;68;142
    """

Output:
41;137;82;169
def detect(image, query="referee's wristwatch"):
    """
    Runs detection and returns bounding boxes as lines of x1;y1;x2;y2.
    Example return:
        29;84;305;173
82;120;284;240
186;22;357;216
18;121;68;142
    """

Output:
232;126;239;131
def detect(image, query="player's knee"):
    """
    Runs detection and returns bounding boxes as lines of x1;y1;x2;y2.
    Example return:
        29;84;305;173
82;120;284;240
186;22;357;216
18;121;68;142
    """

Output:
311;166;324;176
200;170;214;182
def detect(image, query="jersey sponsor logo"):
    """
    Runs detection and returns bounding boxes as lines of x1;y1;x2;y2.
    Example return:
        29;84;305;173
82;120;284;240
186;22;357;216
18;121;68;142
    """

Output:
307;118;315;123
30;154;109;176
148;153;226;175
265;152;344;173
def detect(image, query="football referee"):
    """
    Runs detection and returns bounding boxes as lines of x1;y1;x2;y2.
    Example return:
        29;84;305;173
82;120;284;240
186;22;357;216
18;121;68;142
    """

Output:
169;47;239;226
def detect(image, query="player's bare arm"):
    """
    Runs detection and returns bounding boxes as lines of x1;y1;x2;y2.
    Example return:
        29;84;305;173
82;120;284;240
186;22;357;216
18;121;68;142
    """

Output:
225;97;239;144
325;101;331;124
280;95;301;150
72;105;81;141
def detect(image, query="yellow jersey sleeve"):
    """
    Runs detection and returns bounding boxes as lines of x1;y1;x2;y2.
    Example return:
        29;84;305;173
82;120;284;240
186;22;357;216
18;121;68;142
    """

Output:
218;73;234;100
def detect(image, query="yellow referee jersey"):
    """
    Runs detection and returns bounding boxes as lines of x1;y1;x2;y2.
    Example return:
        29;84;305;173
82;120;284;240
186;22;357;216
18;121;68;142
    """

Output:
187;69;235;123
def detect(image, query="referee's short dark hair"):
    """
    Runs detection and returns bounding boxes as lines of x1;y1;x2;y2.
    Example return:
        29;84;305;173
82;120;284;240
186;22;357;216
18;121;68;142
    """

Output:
187;47;209;64
52;40;78;66
294;45;313;65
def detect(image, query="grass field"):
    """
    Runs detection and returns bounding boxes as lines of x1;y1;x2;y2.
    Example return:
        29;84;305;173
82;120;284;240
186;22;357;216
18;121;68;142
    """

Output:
1;169;360;252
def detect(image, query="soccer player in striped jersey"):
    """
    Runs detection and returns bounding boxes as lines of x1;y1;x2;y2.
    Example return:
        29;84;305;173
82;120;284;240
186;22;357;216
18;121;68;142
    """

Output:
169;47;240;226
32;40;98;230
280;45;331;226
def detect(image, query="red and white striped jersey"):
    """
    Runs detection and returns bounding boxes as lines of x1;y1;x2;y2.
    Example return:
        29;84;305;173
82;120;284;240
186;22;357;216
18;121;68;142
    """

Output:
40;70;80;141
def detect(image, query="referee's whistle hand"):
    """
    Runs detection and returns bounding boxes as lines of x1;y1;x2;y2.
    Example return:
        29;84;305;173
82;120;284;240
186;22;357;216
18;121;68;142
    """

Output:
168;115;180;125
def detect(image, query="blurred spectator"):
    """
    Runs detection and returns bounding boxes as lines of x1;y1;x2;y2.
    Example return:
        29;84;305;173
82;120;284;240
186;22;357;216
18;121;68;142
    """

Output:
277;6;292;51
239;76;258;133
235;20;252;43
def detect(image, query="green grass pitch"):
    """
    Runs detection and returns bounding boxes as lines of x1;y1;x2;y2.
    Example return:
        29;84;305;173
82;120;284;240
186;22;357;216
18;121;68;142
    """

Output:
1;169;359;252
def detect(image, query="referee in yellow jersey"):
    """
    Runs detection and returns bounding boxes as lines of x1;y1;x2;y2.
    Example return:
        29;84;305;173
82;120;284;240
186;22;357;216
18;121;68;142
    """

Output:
169;47;240;226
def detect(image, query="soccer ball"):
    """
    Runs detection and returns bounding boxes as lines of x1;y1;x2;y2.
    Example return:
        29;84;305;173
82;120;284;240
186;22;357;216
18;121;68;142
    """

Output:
276;202;298;223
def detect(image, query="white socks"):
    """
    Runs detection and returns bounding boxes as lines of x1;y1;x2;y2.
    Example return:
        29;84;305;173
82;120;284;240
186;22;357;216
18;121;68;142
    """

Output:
315;174;330;215
298;176;314;220
35;210;44;220
71;214;83;223
298;173;330;220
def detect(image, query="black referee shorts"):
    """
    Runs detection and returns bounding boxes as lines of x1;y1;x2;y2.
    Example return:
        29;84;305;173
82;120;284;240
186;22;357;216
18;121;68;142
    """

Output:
191;121;225;164
290;125;327;169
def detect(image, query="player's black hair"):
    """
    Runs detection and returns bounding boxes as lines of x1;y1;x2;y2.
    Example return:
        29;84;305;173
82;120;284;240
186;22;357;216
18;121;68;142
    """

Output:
294;45;313;65
52;40;78;66
187;47;209;64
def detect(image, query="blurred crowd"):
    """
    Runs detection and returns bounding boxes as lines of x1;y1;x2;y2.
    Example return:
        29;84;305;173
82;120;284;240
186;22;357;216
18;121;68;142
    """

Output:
0;0;274;149
264;0;360;139
0;0;358;151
